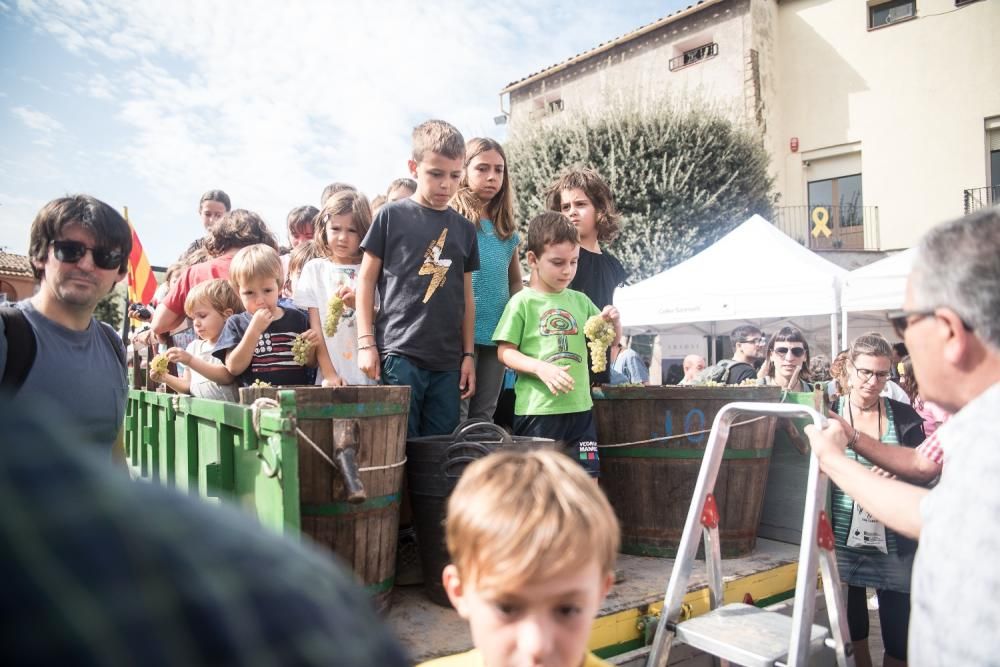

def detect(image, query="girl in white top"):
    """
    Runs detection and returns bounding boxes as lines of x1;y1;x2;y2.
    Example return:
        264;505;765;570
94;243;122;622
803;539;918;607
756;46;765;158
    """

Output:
295;190;376;386
150;279;241;402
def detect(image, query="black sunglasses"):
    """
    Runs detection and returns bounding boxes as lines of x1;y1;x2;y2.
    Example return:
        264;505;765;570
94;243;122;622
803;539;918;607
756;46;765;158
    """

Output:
50;240;125;271
887;308;973;339
773;346;806;358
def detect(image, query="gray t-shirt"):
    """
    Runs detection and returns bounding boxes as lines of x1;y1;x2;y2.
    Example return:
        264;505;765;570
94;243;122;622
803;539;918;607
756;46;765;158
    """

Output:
909;381;1000;665
361;198;479;371
0;300;126;450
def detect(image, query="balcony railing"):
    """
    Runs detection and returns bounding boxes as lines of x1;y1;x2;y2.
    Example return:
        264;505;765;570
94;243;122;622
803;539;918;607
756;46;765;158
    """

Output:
772;205;880;251
964;186;1000;215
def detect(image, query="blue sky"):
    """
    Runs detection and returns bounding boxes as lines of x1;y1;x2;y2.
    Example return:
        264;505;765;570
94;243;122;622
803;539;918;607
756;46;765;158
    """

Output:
1;0;690;266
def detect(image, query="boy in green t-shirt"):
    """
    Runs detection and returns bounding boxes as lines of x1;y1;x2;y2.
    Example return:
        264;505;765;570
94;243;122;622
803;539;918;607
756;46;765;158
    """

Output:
493;212;620;477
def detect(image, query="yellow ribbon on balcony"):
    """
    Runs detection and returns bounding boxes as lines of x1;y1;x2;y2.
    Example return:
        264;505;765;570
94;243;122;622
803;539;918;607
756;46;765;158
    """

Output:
811;207;832;238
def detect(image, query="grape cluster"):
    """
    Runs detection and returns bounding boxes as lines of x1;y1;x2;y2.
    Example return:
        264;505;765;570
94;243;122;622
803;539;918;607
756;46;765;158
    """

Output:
324;295;344;337
252;379;272;388
150;353;169;375
291;334;313;366
583;315;616;373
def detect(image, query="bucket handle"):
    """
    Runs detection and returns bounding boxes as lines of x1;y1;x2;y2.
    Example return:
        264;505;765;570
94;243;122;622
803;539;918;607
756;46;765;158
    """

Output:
442;441;493;479
332;419;367;504
451;419;513;444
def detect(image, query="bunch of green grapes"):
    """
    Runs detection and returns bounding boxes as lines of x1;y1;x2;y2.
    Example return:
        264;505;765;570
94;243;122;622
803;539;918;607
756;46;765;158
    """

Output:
291;334;313;366
737;377;760;387
583;315;616;373
252;379;272;388
700;380;724;387
323;295;344;337
150;353;169;375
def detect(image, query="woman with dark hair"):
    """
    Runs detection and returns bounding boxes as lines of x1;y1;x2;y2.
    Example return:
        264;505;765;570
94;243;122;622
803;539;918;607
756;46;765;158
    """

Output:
758;326;811;392
831;332;924;667
150;210;278;337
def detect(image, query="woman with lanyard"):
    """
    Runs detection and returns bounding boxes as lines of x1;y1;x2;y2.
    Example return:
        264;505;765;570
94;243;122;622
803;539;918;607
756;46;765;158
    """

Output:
831;333;925;667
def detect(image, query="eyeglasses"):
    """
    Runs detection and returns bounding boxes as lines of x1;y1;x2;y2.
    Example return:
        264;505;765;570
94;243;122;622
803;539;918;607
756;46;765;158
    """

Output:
50;240;124;271
854;367;891;383
739;338;765;345
773;346;806;358
887;308;973;339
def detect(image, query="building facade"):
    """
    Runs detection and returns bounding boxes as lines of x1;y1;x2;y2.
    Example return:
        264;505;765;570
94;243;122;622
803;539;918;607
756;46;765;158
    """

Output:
500;0;1000;251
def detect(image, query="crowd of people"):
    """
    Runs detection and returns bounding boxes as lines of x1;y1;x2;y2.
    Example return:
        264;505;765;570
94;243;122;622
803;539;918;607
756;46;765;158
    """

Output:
1;113;998;666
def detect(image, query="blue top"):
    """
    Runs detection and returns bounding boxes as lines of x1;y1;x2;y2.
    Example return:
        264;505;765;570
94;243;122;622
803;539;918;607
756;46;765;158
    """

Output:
472;219;520;346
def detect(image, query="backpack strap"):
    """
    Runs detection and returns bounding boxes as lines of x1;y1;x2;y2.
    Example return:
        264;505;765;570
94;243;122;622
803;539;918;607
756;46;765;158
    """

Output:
97;321;127;372
1;307;38;390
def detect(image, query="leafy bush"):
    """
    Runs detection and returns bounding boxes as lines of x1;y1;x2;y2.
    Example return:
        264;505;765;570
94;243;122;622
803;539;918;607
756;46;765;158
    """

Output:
506;101;776;281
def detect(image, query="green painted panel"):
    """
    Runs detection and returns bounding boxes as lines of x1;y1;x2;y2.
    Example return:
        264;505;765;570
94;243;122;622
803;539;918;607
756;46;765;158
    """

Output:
592;638;645;659
302;493;401;516
603;447;772;459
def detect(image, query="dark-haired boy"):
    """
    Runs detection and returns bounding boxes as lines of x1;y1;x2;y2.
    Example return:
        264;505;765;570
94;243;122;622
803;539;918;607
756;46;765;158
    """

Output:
356;120;479;437
493;212;620;478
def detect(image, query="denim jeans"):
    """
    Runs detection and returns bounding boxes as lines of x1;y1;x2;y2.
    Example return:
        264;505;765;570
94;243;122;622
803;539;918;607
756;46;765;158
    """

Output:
381;354;460;438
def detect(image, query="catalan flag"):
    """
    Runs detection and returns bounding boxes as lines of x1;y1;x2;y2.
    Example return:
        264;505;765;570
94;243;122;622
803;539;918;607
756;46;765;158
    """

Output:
124;207;158;306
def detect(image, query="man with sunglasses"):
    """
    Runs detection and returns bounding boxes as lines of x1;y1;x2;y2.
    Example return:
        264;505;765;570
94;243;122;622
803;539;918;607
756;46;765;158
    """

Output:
0;195;131;457
720;324;765;385
806;206;1000;664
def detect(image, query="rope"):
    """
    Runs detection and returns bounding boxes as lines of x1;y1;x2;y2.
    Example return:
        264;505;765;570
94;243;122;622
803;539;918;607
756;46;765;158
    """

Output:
596;416;767;449
249;397;406;472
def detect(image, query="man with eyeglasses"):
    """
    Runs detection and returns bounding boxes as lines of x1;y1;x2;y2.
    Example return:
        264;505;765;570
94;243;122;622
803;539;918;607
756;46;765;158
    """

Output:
806;206;1000;664
0;195;131;458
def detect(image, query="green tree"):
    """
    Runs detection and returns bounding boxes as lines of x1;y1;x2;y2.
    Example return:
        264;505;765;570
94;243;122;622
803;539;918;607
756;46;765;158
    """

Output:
95;286;124;330
506;100;776;282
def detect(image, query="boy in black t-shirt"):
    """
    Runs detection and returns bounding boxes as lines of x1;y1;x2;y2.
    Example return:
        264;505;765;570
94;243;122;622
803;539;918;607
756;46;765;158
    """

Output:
546;168;627;385
214;244;317;386
356;120;480;437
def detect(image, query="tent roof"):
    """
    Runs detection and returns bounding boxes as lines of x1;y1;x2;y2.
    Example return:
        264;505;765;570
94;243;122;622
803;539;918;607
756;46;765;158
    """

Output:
841;247;917;313
616;215;848;334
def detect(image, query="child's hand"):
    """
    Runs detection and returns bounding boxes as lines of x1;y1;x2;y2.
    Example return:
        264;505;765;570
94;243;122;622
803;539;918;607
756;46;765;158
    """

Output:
535;361;574;395
359;346;380;381
300;328;319;346
149;368;167;383
336;284;356;310
322;374;345;388
165;347;192;366
460;355;476;400
601;305;620;324
248;309;274;334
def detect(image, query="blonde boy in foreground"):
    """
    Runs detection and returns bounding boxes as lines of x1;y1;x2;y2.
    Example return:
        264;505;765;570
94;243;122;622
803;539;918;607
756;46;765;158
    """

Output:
422;449;619;667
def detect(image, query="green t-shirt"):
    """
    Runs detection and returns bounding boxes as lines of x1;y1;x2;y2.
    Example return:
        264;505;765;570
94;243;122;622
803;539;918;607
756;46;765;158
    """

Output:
492;287;600;417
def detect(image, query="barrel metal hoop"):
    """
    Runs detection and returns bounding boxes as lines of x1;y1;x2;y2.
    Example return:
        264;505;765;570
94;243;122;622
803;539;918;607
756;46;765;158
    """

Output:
295;403;408;419
602;447;773;459
300;492;401;516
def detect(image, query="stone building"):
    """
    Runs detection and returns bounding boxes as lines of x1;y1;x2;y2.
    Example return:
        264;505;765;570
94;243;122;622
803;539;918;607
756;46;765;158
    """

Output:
500;0;1000;251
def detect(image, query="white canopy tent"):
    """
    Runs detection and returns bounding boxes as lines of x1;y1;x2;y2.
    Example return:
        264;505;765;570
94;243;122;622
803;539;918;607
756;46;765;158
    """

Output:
840;247;917;343
615;214;849;360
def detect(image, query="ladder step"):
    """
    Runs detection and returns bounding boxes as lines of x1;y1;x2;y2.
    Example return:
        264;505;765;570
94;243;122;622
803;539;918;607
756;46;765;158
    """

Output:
673;603;829;667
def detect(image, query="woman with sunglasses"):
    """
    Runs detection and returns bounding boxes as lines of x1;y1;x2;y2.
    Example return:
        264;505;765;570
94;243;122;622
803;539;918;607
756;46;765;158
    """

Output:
830;332;925;667
758;326;812;391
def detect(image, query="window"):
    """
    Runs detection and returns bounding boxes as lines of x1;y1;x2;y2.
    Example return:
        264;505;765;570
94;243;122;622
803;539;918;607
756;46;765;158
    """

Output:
808;174;863;227
669;42;719;71
869;0;916;28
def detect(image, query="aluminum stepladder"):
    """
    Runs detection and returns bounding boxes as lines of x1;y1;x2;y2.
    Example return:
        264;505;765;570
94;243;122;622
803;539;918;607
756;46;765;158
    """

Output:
645;402;855;667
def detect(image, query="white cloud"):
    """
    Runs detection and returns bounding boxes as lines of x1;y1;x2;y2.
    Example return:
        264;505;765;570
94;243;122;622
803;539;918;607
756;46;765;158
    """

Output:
11;0;674;263
11;105;65;139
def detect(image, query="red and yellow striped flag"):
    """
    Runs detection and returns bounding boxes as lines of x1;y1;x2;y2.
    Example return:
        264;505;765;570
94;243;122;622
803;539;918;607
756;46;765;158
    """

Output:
124;206;158;306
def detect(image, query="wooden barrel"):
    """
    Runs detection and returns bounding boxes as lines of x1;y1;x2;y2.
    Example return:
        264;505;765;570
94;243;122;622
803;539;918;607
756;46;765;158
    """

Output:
242;385;410;613
593;385;781;558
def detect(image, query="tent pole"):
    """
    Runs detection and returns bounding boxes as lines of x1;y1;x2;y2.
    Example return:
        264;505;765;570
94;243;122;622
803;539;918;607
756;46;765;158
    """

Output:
830;313;838;360
841;310;848;355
